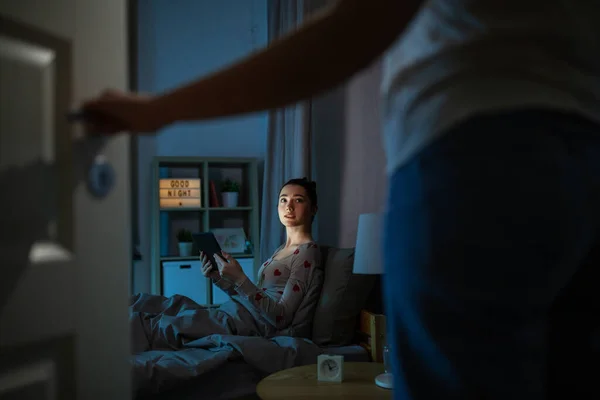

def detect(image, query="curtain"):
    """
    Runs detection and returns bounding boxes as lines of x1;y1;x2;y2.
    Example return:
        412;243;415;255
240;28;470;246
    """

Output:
259;0;317;262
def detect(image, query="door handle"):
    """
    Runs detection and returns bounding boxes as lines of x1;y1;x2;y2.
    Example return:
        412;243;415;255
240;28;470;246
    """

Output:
87;155;115;198
69;117;115;199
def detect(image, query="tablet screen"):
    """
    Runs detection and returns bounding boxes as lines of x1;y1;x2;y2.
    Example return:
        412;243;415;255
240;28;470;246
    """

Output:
192;232;224;271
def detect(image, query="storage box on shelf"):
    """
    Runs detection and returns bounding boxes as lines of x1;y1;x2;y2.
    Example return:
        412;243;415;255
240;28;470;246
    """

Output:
150;157;260;306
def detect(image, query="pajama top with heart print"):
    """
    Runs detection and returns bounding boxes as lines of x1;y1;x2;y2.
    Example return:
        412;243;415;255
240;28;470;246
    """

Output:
213;242;321;332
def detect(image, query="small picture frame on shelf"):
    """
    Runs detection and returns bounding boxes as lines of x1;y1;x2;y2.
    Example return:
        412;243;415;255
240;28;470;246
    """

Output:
211;228;247;254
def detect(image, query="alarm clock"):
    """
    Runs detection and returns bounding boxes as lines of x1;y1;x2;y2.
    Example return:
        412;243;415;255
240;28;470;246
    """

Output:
317;354;344;383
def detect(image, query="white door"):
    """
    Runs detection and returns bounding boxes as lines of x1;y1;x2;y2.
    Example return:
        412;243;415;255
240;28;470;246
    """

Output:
0;1;131;399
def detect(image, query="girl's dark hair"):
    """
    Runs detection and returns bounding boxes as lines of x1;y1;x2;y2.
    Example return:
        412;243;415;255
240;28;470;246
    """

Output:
280;177;318;209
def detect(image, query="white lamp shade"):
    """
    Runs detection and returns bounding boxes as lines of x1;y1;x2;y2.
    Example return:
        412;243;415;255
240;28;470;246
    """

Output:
352;213;384;275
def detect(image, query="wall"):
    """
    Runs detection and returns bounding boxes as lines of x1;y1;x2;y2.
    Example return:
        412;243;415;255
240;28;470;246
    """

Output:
338;59;387;247
308;0;387;249
133;0;387;291
133;0;268;293
313;61;387;248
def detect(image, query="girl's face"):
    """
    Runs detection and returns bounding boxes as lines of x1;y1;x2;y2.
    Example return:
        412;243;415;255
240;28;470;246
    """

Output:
278;184;314;227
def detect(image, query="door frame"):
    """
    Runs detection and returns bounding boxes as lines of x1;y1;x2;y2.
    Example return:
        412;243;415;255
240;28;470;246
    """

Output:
128;0;141;294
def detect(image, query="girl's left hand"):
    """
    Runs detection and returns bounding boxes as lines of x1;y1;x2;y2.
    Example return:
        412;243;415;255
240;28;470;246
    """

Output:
214;252;247;286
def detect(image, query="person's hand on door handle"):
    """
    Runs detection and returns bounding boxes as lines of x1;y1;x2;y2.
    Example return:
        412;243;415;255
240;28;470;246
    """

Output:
80;89;165;135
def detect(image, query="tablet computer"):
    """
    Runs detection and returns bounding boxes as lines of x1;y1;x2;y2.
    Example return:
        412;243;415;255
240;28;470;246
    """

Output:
192;232;224;271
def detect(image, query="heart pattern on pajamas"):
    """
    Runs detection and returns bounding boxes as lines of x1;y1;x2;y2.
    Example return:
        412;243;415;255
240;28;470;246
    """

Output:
221;241;321;329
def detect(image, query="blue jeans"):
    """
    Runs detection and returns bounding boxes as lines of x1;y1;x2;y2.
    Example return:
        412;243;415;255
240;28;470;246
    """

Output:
383;109;600;399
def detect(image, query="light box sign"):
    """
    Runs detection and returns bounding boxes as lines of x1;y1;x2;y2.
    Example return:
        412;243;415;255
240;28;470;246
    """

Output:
159;179;202;208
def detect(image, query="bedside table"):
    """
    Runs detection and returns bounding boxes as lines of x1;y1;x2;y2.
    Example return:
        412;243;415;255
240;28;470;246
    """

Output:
256;362;392;399
357;310;387;362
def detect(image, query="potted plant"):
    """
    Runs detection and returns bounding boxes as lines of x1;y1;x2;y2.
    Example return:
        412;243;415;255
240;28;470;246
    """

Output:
221;179;240;208
176;228;193;257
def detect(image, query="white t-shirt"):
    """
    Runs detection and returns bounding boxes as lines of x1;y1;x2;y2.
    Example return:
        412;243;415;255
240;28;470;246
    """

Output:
381;0;600;175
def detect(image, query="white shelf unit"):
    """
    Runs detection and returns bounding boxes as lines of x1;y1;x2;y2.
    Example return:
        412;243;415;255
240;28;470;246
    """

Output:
150;157;260;306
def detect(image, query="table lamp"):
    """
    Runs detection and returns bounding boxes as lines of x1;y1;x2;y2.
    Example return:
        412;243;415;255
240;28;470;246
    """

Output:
352;213;392;390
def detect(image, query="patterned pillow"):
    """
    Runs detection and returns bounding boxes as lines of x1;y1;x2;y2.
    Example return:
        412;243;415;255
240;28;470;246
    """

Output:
311;246;377;346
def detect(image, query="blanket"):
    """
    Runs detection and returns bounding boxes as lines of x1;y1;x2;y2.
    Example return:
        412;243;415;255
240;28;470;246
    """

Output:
130;293;324;396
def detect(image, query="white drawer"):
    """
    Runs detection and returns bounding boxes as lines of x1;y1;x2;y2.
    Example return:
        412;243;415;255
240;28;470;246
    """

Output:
162;260;208;305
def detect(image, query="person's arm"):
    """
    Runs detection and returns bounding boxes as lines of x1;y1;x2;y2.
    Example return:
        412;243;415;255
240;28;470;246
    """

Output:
153;0;423;124
212;276;237;296
234;244;321;329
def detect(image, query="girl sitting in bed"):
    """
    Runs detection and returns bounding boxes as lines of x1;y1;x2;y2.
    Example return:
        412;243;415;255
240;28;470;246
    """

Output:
201;177;321;329
129;177;322;351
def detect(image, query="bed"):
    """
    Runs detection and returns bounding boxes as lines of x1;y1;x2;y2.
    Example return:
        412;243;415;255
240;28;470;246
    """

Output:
133;246;385;400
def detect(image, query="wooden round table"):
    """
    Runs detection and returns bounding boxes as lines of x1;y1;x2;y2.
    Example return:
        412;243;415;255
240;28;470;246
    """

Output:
256;362;392;399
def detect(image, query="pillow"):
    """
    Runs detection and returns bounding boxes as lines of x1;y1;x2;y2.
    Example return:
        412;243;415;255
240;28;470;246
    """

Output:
311;246;376;346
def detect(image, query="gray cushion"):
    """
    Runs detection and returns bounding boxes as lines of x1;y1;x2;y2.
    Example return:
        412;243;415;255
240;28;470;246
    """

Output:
311;246;376;346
